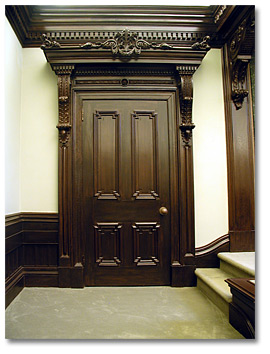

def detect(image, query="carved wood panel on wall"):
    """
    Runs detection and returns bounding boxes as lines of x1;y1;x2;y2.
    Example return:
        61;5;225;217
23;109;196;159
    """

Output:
222;7;255;251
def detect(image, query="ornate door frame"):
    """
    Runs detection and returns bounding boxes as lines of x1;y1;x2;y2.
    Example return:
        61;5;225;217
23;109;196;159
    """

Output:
42;31;209;287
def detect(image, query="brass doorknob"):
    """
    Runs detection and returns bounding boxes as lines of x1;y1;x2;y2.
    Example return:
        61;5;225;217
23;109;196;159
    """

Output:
159;207;168;215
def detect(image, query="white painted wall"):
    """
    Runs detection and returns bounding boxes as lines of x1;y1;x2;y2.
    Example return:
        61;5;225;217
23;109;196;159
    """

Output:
5;18;22;215
20;49;58;212
193;49;229;247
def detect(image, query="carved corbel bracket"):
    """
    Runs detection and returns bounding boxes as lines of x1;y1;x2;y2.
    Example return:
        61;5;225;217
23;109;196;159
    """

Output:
229;16;254;110
52;65;75;146
176;66;198;147
231;57;250;110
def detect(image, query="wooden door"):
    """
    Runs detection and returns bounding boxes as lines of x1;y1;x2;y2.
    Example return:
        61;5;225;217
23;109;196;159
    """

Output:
82;95;173;286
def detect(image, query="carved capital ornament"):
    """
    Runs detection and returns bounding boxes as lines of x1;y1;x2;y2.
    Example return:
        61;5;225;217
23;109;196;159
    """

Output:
52;65;74;146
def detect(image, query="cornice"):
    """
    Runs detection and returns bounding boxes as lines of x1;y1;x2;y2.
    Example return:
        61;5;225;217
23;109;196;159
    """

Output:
6;5;254;52
5;5;242;48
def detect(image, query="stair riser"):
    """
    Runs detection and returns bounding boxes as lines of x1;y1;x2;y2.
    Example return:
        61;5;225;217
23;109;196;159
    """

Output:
197;278;230;318
220;260;254;278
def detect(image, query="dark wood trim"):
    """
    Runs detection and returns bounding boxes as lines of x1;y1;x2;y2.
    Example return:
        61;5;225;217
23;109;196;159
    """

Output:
195;234;230;268
171;264;196;287
5;5;225;48
176;66;197;268
23;266;59;287
5;5;255;49
5;212;59;307
5;213;22;226
5;266;25;308
5;214;23;289
221;7;255;252
20;212;59;222
225;278;255;339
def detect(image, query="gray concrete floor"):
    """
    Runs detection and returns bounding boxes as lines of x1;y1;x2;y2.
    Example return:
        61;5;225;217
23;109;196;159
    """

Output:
5;286;244;339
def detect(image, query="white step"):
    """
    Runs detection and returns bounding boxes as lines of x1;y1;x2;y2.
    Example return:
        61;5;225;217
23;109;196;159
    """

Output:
218;252;255;278
195;268;233;317
195;252;255;318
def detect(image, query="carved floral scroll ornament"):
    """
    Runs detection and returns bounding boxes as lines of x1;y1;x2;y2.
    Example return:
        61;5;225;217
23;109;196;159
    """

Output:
40;34;61;49
81;29;177;57
191;36;211;51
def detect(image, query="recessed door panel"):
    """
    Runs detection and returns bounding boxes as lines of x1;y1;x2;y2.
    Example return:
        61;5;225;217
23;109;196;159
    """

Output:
94;223;122;266
132;111;159;200
93;110;120;200
132;222;160;266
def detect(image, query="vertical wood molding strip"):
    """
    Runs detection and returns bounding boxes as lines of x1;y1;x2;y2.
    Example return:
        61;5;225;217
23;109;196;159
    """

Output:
53;65;74;273
170;65;198;286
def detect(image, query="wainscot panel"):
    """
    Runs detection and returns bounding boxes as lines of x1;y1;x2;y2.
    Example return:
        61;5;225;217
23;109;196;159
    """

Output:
5;212;59;308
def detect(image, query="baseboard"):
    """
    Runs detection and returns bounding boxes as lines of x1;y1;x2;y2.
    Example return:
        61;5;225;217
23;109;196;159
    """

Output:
5;266;59;308
171;263;196;287
58;263;84;288
5;266;25;308
195;234;230;267
23;266;59;287
170;235;230;286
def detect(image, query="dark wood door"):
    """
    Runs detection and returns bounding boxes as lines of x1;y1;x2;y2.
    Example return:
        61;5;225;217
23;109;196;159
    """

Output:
82;96;172;286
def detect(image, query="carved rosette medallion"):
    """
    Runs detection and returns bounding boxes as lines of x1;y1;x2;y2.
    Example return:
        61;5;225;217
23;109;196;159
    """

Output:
176;66;198;147
52;65;75;146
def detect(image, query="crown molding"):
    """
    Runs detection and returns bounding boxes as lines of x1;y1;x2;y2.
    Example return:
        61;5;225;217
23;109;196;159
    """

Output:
5;5;252;49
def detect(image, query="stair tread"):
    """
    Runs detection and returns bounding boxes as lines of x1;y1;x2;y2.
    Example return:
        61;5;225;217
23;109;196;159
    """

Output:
218;252;255;277
195;268;233;303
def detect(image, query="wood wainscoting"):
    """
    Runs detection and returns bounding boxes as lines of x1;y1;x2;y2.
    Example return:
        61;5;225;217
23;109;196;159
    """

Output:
221;7;255;252
6;211;230;307
5;212;59;308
